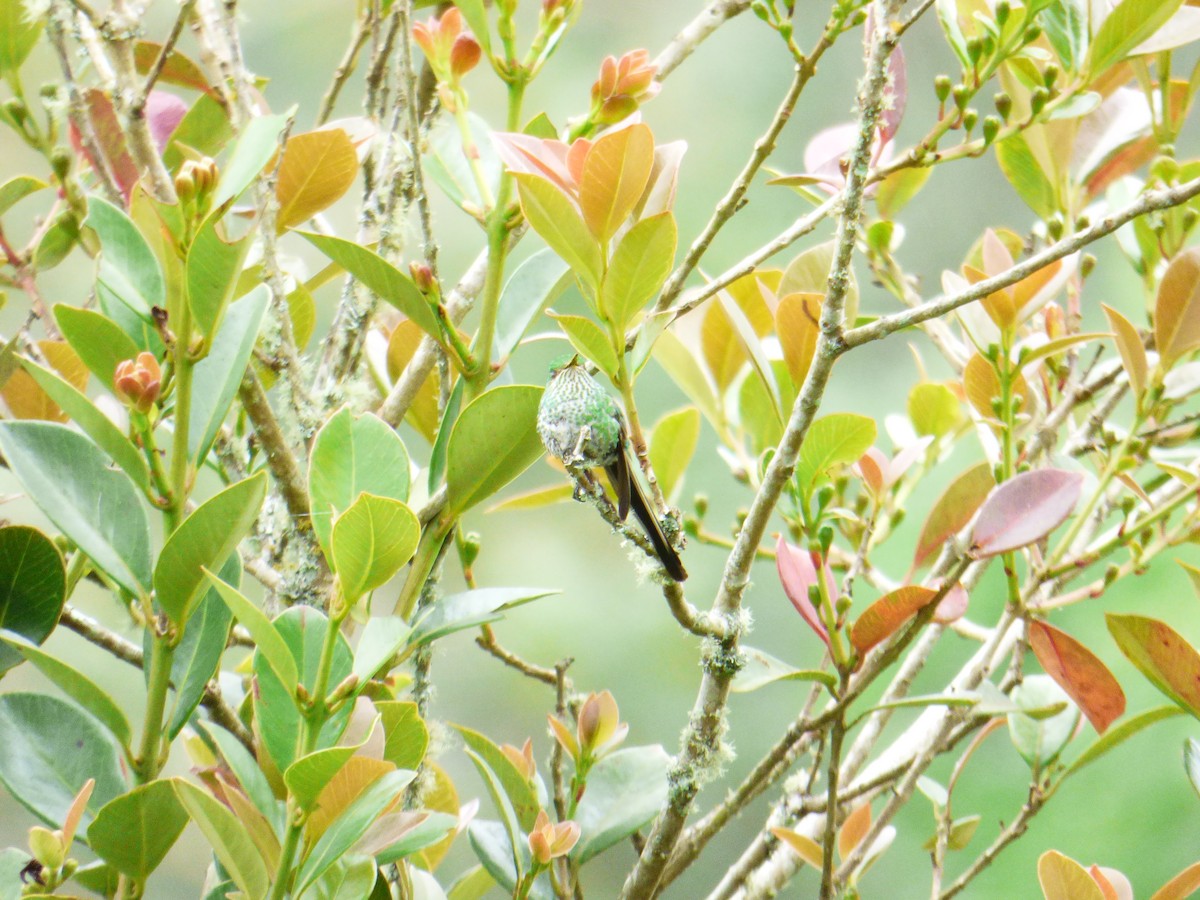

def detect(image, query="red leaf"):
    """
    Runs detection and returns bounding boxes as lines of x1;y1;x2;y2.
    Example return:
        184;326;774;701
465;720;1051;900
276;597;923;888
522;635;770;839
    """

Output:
776;535;831;649
1029;620;1126;733
850;585;937;656
970;469;1083;557
1107;614;1200;720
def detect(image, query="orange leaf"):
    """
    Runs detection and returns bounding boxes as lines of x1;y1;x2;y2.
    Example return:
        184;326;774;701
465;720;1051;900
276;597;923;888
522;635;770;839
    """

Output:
837;803;871;860
1102;304;1147;400
963;353;1030;421
1038;850;1106;900
305;756;395;843
1156;247;1200;366
1029;620;1125;733
1;341;88;421
387;322;440;442
776;292;822;387
770;827;824;868
1150;861;1200;900
1107;614;1200;719
275;128;359;233
578;124;654;242
964;264;1017;331
850;585;938;656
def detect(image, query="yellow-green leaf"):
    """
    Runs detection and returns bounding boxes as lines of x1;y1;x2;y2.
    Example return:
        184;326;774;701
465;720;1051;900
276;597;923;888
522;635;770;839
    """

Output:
547;312;619;378
332;494;420;603
601;212;676;331
1038;849;1105;900
648;407;701;503
514;174;602;298
1102;304;1148;398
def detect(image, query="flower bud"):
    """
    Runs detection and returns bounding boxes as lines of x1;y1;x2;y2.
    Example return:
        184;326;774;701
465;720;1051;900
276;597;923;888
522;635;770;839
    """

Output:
982;115;1000;144
934;75;952;104
994;92;1012;121
1030;86;1049;116
527;810;580;865
962;108;978;132
460;531;482;568
410;261;435;294
113;352;162;415
951;84;969;111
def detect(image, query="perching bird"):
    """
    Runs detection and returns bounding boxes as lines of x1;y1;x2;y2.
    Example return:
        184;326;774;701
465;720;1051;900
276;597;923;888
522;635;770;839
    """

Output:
537;358;687;581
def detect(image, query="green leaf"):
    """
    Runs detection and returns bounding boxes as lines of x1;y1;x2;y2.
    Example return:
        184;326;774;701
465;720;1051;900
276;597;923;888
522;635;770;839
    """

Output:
467;820;549;900
424;110;501;212
1042;0;1088;70
648;407;700;503
378;701;429;771
0;421;152;598
203;569;299;692
452;724;540;832
446;386;546;514
995;132;1059;219
0;175;46;216
198;721;282;831
331;494;420;603
514;174;603;298
795;413;877;498
368;812;459;866
494;249;571;360
454;0;491;52
730;646;837;693
0;526;64;676
154;472;267;626
285;719;380;811
651;330;722;432
87;196;165;324
88;781;188;880
19;359;151;490
187;215;255;343
254;608;354;774
572;746;670;864
427;377;464;494
211;112;289;210
780;240;858;325
0;0;43;74
1186;737;1200;801
53;304;140;391
0;693;128;832
168;554;239;738
0;634;132;748
353;617;412;683
1108;613;1200;718
546;312;618;377
463;750;524;880
1007;675;1080;769
300;232;442;343
1086;0;1184;75
907;382;962;438
189;284;270;463
0;849;29;900
410;587;559;647
164;93;234;171
309;408;411;565
298;855;379;900
173;778;270;900
295;768;416;896
601;213;677;331
1065;705;1182;777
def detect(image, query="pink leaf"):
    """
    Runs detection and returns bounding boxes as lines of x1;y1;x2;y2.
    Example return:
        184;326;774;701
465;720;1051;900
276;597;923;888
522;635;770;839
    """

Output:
932;583;969;624
776;535;831;649
970;469;1083;557
145;91;187;153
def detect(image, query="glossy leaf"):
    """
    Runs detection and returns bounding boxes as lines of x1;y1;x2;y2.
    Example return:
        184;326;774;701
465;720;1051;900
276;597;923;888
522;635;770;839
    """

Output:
1156;247;1200;366
0;526;64;676
203;569;299;692
1087;0;1184;75
776;292;823;387
353;617;412;683
970;469;1082;557
295;768;415;896
600;212;676;330
780;240;858;325
19;359;150;490
332;493;420;602
189;285;270;463
850;586;939;656
379;701;429;771
995;132;1058;218
795;414;877;497
1039;850;1105;900
0;421;151;598
573;745;669;864
1029;620;1125;733
1108;614;1200;718
198;721;282;830
494;249;571;360
54;305;140;392
410;587;559;647
0;693;128;831
1007;675;1079;769
88;781;187;880
547;311;618;377
168;554;239;737
730;646;837;693
155;472;267;626
446;386;545;513
211;113;289;210
0;634;132;748
301;232;441;341
276;128;359;232
648;407;700;503
87;196;165;322
578;124;654;243
173;778;270;900
309;408;411;565
285;720;380;812
187;215;254;343
453;724;540;832
306;756;394;845
514;174;602;297
468;819;548;900
913;462;994;569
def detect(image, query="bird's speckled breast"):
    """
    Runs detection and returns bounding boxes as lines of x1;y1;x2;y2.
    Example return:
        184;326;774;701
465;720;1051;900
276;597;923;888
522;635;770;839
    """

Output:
537;366;623;466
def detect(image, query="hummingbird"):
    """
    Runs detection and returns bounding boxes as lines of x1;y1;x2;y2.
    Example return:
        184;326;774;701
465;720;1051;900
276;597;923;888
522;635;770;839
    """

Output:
537;359;687;581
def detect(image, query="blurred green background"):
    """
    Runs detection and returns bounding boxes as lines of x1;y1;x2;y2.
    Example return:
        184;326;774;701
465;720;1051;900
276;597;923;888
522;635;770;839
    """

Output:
2;0;1200;897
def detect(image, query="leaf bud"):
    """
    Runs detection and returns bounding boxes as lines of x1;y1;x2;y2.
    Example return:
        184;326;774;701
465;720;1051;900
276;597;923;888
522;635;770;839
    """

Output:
1030;86;1049;116
450;33;482;78
501;738;537;783
460;531;482;568
1047;216;1064;240
527;810;580;865
409;261;435;294
3;97;26;125
818;525;834;555
576;690;626;758
934;75;952;103
982;115;1000;144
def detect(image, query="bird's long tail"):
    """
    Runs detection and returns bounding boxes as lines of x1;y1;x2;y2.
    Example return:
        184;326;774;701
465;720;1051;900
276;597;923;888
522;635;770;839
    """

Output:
605;450;687;582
